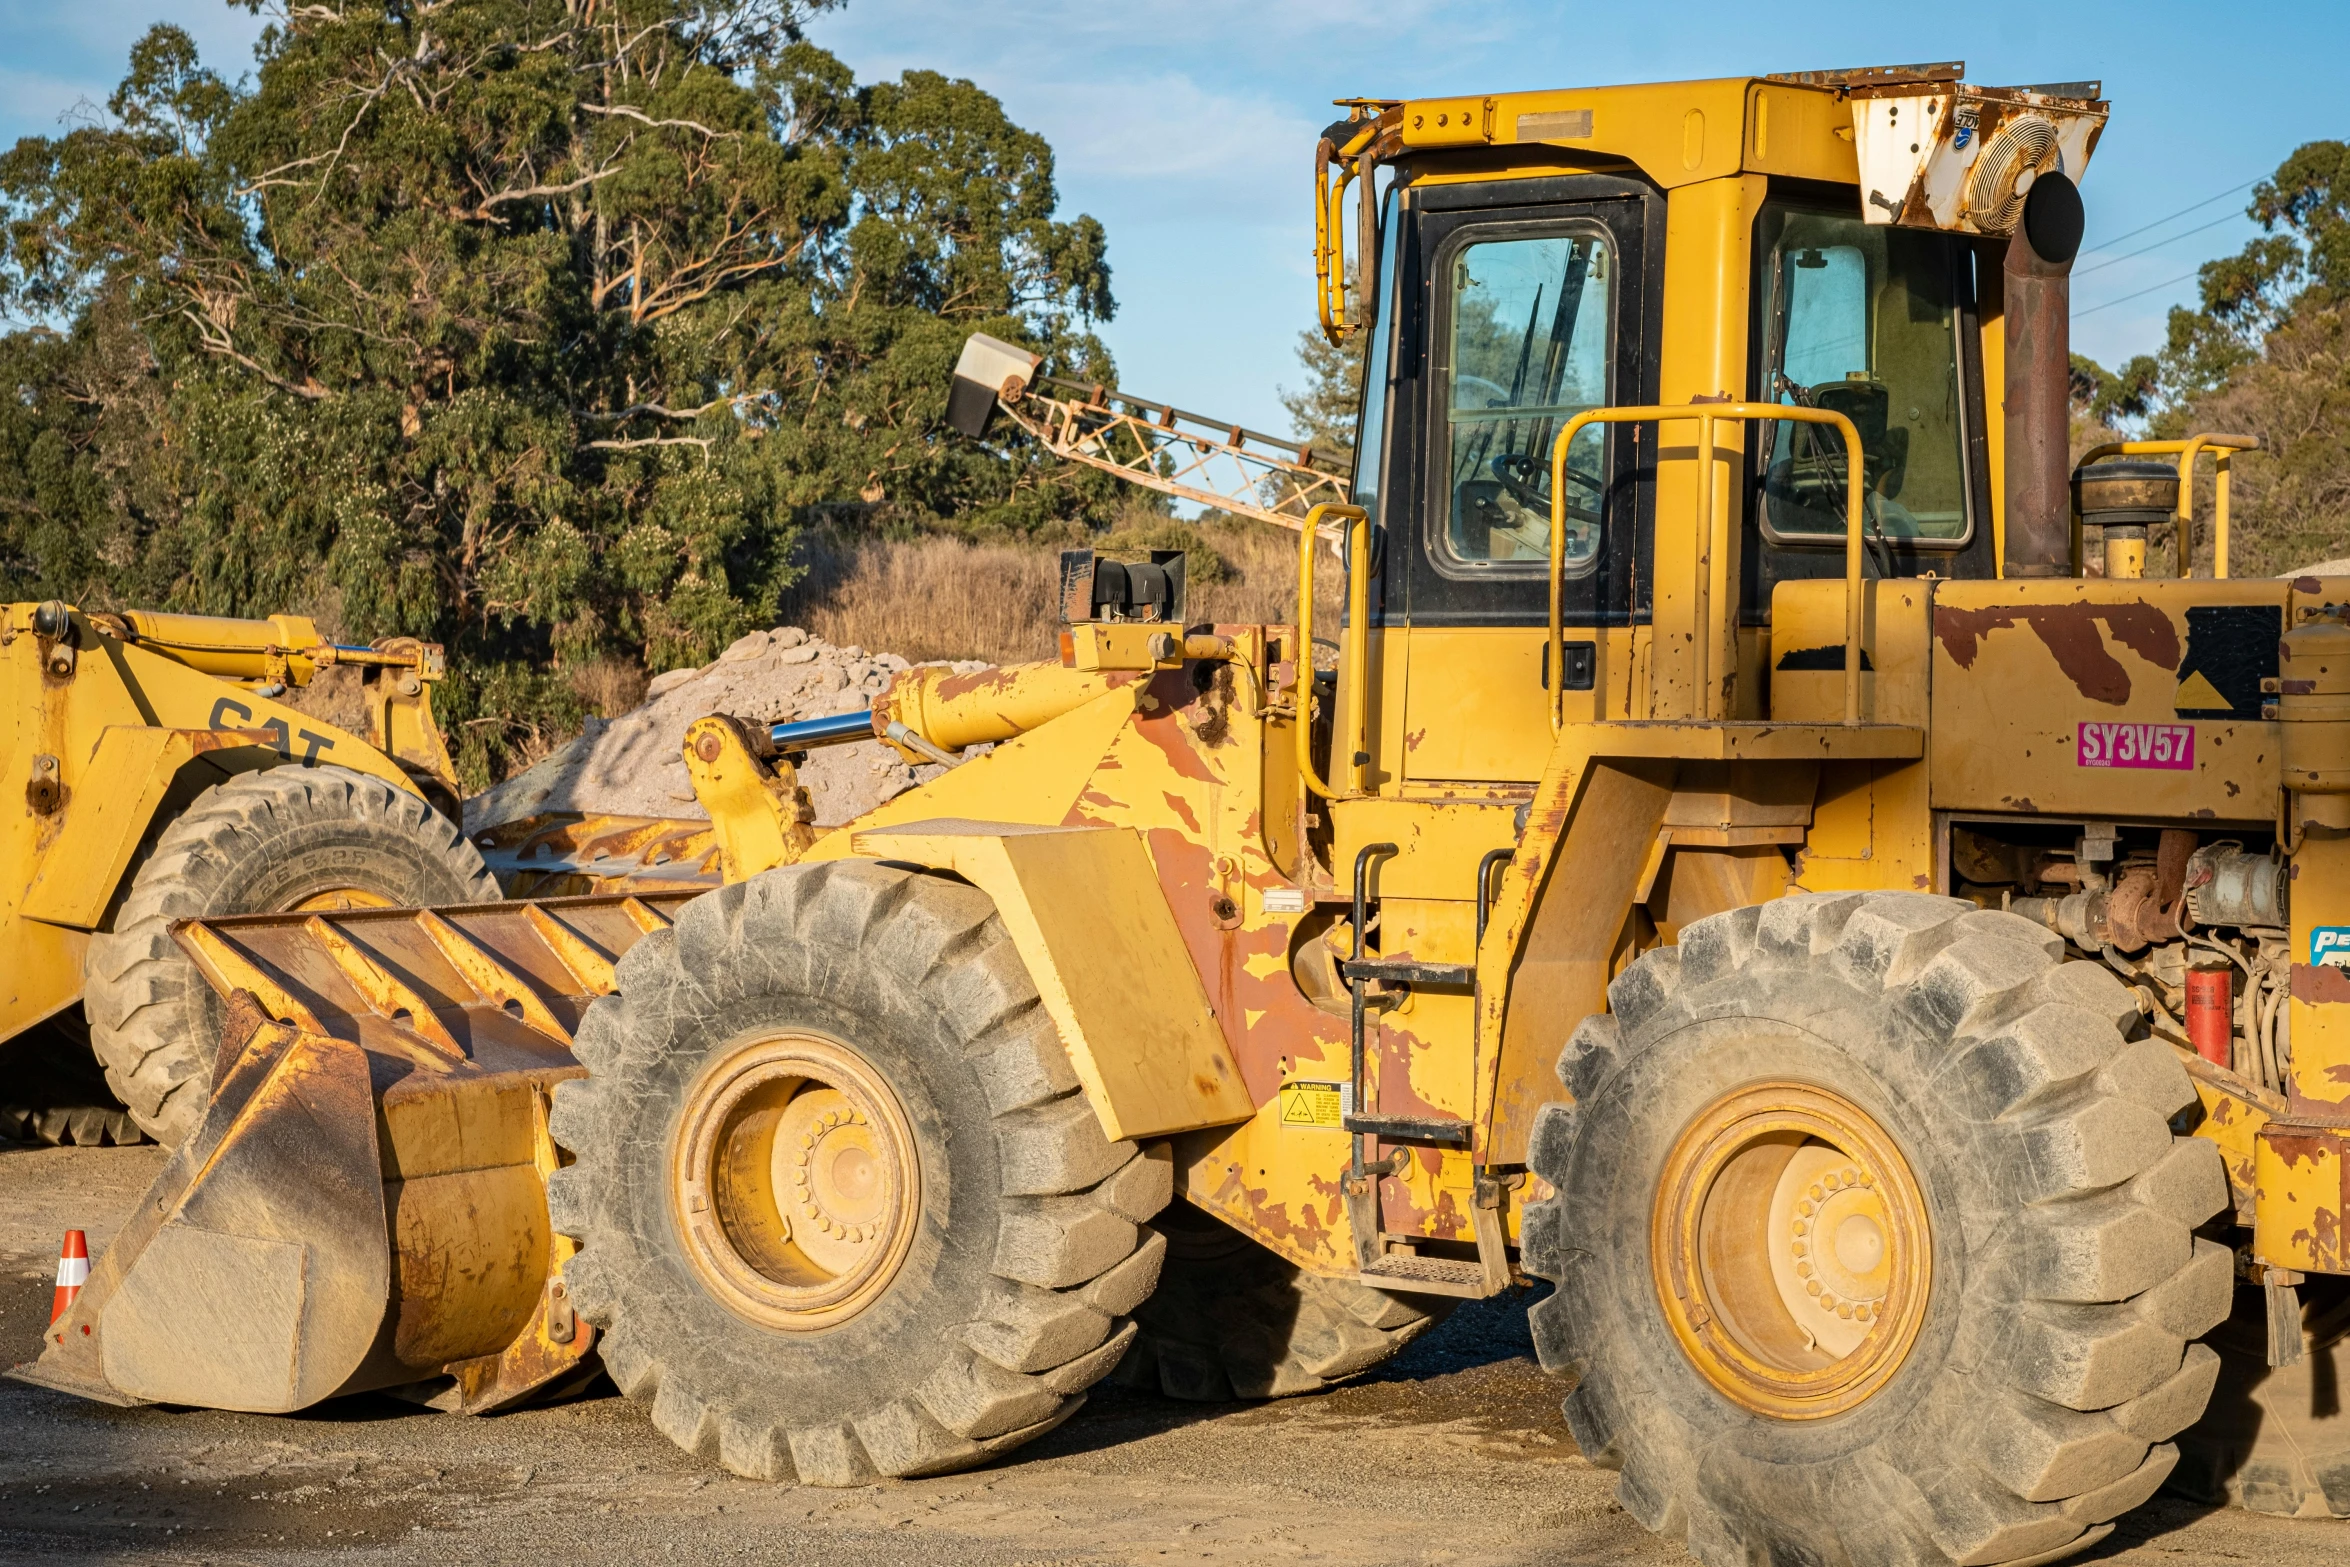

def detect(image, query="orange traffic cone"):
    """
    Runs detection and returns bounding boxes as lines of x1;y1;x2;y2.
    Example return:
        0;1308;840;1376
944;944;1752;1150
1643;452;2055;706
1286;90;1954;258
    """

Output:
49;1230;87;1323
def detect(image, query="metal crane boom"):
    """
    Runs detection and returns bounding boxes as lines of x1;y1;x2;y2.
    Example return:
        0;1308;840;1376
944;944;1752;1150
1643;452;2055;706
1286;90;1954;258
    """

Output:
948;334;1349;543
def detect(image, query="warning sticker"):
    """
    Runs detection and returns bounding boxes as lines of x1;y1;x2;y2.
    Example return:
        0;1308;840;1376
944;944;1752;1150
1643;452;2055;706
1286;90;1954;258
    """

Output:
1279;1081;1346;1130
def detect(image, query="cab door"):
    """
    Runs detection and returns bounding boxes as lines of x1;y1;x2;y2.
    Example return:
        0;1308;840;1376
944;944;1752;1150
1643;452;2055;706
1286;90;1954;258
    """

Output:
1376;174;1663;786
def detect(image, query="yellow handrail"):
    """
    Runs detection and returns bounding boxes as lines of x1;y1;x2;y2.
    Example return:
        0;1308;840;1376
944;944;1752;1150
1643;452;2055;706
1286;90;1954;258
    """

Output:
2072;433;2259;578
1548;403;1865;730
1295;502;1371;799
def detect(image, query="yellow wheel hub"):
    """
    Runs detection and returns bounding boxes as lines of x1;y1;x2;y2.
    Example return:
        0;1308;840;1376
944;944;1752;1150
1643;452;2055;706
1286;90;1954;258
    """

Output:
672;1033;919;1332
1651;1081;1931;1420
288;886;399;912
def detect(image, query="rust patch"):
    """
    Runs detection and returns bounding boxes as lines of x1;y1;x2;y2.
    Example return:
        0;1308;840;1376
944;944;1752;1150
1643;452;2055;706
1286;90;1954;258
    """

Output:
1186;663;1235;749
1207;1161;1340;1258
1066;785;1121;827
1132;673;1220;787
1161;792;1202;835
1371;1015;1460;1124
1934;600;2182;706
2291;963;2350;1005
1144;824;1339;1098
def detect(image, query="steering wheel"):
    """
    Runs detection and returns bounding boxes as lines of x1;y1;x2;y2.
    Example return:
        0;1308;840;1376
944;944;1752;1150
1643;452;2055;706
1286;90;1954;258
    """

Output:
1491;451;1605;527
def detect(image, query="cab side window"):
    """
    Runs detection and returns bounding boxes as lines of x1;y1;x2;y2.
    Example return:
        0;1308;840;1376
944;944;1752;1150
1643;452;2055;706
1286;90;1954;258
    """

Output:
1439;230;1614;571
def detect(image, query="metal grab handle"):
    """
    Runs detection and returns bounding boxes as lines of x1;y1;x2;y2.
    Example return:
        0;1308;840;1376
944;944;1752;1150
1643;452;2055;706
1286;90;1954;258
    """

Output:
1546;403;1865;730
1348;842;1398;1182
1296;502;1371;799
2072;433;2258;579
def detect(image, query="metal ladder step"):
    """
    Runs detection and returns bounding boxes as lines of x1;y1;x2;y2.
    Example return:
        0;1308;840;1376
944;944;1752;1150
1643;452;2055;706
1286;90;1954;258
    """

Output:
1358;1254;1490;1298
1342;1113;1473;1147
1340;957;1474;986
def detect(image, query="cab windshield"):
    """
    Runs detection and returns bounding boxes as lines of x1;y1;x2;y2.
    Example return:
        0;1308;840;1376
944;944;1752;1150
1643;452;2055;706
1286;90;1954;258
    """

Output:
1755;207;1972;543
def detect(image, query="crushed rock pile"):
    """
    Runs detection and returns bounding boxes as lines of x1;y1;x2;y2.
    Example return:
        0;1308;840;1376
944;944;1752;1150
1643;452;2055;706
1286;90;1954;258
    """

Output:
463;627;988;833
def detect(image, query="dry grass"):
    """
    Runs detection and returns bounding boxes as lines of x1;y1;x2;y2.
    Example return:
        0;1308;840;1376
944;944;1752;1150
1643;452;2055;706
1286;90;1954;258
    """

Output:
565;655;650;720
775;515;1339;668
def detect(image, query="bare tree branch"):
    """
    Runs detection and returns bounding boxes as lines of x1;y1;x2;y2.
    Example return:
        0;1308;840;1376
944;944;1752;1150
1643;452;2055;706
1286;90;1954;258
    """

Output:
579;103;736;140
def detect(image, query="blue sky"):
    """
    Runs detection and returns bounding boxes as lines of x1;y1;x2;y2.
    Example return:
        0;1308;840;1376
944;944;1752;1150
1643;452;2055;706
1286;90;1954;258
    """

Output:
8;1;2346;436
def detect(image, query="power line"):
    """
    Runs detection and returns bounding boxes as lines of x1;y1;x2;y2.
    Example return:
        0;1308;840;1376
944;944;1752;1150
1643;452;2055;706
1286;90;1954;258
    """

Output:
2074;210;2245;279
2075;268;2203;318
2078;179;2254;258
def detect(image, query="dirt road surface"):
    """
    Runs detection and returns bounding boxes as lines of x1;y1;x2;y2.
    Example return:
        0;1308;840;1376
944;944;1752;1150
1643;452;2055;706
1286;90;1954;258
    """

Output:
0;1140;2336;1566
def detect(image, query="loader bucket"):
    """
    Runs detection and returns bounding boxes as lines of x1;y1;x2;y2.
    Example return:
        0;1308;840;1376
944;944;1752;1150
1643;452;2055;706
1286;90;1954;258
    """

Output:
14;891;697;1415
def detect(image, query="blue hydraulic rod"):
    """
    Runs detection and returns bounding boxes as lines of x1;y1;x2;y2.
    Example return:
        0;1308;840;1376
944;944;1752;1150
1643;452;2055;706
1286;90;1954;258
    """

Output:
769;710;878;749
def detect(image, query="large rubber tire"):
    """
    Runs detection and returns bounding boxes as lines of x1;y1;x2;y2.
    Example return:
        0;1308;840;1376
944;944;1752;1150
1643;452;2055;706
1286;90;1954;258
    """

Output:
1109;1200;1451;1399
0;1015;145;1146
1524;891;2235;1567
2172;1276;2350;1517
547;860;1169;1485
84;765;497;1145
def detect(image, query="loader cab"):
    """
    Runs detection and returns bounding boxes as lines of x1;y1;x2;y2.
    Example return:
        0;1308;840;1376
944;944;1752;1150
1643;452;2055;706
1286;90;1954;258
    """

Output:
1339;83;2012;782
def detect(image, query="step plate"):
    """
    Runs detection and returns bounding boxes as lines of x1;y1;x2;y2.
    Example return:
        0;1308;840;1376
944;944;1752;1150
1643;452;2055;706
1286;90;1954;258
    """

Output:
1358;1254;1491;1299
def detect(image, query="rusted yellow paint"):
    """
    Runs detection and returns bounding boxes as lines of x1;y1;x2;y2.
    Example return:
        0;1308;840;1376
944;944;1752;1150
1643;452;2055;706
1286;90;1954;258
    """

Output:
851;822;1254;1142
2287;830;2350;1117
1926;579;2283;817
2254;1121;2347;1274
2181;1050;2278;1217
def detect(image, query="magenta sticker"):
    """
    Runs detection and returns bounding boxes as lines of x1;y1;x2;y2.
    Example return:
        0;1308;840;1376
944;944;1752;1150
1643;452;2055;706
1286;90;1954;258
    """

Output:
2076;721;2194;770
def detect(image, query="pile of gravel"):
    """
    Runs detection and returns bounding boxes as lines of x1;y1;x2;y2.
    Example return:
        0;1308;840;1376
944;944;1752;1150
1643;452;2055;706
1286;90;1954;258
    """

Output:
463;627;985;833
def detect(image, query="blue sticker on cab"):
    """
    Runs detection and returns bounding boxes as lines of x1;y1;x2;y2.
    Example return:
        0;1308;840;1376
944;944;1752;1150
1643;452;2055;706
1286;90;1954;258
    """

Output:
2313;927;2350;969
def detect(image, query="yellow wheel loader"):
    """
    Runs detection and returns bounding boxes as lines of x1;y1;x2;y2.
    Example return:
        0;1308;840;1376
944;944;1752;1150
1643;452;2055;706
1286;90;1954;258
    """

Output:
0;602;497;1145
24;61;2350;1561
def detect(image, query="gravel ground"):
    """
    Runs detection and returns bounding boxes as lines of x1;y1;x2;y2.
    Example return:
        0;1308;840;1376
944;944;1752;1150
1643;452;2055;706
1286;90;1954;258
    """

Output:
0;1141;2339;1567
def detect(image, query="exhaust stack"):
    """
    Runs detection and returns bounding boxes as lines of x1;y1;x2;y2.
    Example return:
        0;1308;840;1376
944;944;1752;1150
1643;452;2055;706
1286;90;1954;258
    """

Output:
2001;172;2086;576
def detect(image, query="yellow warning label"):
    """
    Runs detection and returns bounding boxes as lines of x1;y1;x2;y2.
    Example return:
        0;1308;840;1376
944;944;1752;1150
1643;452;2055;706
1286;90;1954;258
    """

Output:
2175;669;2229;714
1279;1081;1345;1130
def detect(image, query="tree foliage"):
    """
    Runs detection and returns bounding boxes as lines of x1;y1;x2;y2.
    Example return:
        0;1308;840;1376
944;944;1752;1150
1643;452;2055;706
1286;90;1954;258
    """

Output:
2072;140;2350;575
0;0;1122;783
